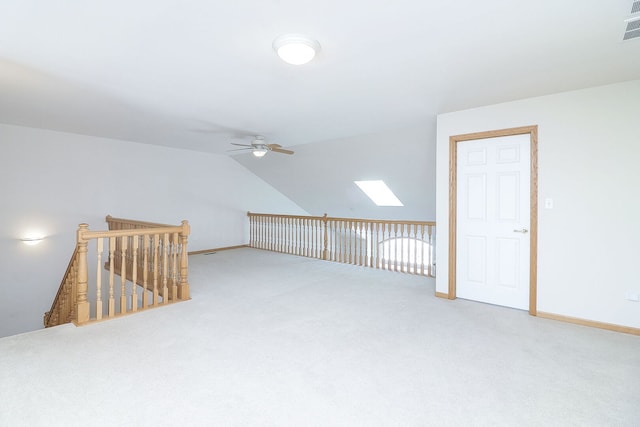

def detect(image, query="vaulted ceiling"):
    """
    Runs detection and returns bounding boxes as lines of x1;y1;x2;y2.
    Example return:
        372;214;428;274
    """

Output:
1;1;639;155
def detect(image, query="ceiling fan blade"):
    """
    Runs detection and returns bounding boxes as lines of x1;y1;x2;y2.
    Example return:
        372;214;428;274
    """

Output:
227;148;252;152
269;147;294;155
230;142;252;147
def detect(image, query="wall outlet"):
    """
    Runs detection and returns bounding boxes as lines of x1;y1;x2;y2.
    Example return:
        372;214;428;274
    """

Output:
625;291;640;302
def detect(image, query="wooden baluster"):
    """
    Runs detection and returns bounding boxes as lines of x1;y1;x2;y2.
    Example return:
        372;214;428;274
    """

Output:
381;223;387;270
302;218;306;257
265;216;269;251
341;220;346;263
425;224;431;277
293;218;297;255
171;232;178;300
308;219;312;257
374;223;379;269
323;215;329;261
255;215;258;249
355;221;360;265
178;220;190;300
96;238;103;320
349;221;354;264
296;218;300;255
264;216;268;250
119;236;128;313
249;214;254;248
162;233;169;304
399;223;405;273
255;216;259;249
359;221;364;266
334;220;339;262
369;222;377;268
354;221;359;265
368;222;374;268
75;225;90;324
298;218;303;256
363;221;371;267
391;223;395;270
418;224;423;275
345;220;350;264
385;224;393;270
317;218;321;259
338;221;343;263
131;235;139;311
153;234;159;306
274;217;278;251
318;218;322;259
407;224;419;274
314;218;318;258
308;218;312;258
108;237;116;317
142;235;149;307
363;221;367;266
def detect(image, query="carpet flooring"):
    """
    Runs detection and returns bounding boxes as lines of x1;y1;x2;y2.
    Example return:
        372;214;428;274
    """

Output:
1;248;639;426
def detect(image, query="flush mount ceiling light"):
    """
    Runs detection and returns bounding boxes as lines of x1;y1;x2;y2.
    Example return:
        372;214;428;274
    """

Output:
273;34;320;65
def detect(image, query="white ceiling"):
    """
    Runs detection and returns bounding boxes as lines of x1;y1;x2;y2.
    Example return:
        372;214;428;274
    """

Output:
0;1;639;153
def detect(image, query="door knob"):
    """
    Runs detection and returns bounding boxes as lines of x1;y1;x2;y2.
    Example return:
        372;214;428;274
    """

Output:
513;228;529;233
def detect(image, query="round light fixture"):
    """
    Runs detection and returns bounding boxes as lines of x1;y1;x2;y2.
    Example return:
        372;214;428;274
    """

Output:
252;146;268;158
273;34;320;65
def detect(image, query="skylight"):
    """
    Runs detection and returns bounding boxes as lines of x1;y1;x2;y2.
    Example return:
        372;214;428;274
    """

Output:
354;180;404;207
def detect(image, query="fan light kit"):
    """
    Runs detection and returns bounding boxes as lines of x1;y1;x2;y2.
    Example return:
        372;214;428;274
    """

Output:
273;34;320;65
252;146;268;158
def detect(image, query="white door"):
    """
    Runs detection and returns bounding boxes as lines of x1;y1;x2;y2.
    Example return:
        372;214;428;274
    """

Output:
456;134;530;310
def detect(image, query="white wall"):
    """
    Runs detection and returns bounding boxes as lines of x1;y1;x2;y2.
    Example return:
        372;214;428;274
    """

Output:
436;80;640;329
0;124;307;337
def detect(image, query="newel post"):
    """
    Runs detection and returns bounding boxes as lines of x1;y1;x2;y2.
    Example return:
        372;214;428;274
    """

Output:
75;224;90;324
178;220;191;300
322;213;329;260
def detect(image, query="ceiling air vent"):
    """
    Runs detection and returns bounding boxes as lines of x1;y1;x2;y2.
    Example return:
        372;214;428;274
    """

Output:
623;18;640;40
623;1;640;41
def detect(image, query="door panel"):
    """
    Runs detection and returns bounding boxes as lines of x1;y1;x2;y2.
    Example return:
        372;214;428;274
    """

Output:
456;134;530;310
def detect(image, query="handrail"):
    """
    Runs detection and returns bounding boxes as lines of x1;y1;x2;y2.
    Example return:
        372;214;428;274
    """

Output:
105;215;174;229
45;217;191;327
247;212;436;277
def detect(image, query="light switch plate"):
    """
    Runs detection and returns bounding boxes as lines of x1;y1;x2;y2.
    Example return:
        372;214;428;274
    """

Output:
544;198;554;209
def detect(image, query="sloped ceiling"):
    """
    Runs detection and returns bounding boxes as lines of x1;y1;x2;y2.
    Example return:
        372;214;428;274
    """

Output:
234;124;436;220
0;1;638;153
1;1;639;220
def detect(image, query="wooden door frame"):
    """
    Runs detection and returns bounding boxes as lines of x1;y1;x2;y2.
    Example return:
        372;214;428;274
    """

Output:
448;125;538;315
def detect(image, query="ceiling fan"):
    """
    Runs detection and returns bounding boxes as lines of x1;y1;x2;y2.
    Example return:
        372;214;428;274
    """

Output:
229;136;294;158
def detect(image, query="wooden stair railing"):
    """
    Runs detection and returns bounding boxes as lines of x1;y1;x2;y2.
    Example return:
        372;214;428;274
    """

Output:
43;246;79;327
247;212;436;277
45;217;190;328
